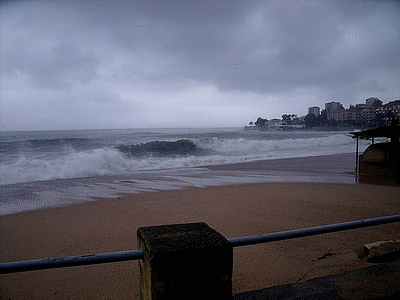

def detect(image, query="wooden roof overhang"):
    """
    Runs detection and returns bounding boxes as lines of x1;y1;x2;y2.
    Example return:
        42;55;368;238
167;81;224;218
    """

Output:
350;125;400;175
350;125;400;140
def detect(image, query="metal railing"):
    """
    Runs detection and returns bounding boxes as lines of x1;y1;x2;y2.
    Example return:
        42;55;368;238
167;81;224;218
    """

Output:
0;249;144;274
228;214;400;247
1;214;400;275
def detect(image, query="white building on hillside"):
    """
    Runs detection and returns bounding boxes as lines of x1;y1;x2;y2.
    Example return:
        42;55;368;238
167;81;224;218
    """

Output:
325;102;343;114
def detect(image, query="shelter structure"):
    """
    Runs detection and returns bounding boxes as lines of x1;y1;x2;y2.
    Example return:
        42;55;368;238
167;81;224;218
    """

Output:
351;124;400;183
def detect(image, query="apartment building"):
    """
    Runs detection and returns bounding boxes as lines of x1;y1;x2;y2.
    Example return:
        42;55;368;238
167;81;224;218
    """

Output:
308;106;320;117
381;100;400;116
361;108;376;124
327;109;361;123
365;97;383;107
325;102;343;114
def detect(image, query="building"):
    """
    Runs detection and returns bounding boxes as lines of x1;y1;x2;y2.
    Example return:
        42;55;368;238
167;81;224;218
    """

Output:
355;104;367;110
381;100;400;117
267;119;284;126
361;108;376;124
366;97;382;107
308;106;320;117
327;109;361;123
325;102;343;114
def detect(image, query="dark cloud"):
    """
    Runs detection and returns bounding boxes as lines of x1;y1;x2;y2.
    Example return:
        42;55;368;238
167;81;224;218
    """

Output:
1;0;400;130
28;44;100;89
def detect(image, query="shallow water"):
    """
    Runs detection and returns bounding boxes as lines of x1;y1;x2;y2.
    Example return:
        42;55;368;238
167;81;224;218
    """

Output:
0;128;370;185
0;153;358;216
1;128;371;215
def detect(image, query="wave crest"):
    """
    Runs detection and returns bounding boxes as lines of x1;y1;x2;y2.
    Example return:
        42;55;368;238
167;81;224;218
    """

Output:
115;139;197;157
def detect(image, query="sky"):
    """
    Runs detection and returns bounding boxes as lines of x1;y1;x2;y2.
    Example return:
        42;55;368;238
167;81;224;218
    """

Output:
1;0;400;131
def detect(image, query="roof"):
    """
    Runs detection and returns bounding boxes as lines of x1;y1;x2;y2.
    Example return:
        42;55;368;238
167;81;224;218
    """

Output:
351;125;400;140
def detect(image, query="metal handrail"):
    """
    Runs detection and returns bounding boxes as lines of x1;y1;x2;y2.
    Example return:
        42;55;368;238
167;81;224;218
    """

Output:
228;214;400;247
0;249;144;274
1;214;400;274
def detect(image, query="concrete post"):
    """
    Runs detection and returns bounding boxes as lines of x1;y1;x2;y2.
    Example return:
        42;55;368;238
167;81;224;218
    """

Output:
137;222;233;300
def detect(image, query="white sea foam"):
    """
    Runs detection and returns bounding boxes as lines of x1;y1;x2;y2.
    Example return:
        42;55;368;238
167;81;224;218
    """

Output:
1;129;374;215
0;149;131;185
0;130;370;185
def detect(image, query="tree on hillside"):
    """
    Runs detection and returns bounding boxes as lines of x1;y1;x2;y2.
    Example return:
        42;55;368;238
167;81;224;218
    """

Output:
304;113;319;128
320;109;327;119
282;114;291;122
371;110;396;128
282;114;298;123
255;117;268;127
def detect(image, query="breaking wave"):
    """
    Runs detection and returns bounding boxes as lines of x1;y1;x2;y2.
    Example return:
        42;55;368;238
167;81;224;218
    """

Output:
0;131;368;185
115;139;200;157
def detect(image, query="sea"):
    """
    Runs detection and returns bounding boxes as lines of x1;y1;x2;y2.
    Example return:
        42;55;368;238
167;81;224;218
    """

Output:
0;127;372;215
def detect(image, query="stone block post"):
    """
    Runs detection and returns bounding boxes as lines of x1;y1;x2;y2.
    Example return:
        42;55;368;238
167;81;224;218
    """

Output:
137;222;233;300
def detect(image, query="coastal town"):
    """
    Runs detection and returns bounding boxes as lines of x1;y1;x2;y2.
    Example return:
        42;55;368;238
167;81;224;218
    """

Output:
246;97;400;130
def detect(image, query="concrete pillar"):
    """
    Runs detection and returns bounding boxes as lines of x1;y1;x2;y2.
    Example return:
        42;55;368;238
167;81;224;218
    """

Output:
137;222;233;300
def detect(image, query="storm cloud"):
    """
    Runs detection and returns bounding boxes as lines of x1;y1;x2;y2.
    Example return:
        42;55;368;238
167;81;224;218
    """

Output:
1;0;400;130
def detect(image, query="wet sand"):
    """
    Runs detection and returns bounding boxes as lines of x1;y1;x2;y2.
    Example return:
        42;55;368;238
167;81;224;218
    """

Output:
1;154;400;299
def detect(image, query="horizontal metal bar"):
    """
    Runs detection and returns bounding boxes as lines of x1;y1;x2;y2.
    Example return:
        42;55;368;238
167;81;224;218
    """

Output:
0;249;144;274
2;214;400;275
228;214;400;247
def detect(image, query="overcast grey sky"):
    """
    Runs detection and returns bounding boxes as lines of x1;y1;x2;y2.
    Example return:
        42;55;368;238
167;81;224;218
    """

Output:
1;0;400;131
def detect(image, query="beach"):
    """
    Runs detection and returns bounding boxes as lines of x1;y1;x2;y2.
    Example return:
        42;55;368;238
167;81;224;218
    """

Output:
1;154;400;299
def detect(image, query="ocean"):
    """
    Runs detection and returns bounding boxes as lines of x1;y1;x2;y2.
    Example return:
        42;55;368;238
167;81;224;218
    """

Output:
0;127;371;215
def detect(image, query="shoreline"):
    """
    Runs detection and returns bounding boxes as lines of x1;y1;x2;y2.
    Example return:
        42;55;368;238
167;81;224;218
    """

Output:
3;152;400;299
1;153;358;217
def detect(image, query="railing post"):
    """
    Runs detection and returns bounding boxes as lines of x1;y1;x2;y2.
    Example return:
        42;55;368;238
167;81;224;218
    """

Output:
137;222;233;300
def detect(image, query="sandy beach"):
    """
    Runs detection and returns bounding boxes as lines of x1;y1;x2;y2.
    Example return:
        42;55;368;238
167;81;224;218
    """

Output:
1;154;400;299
